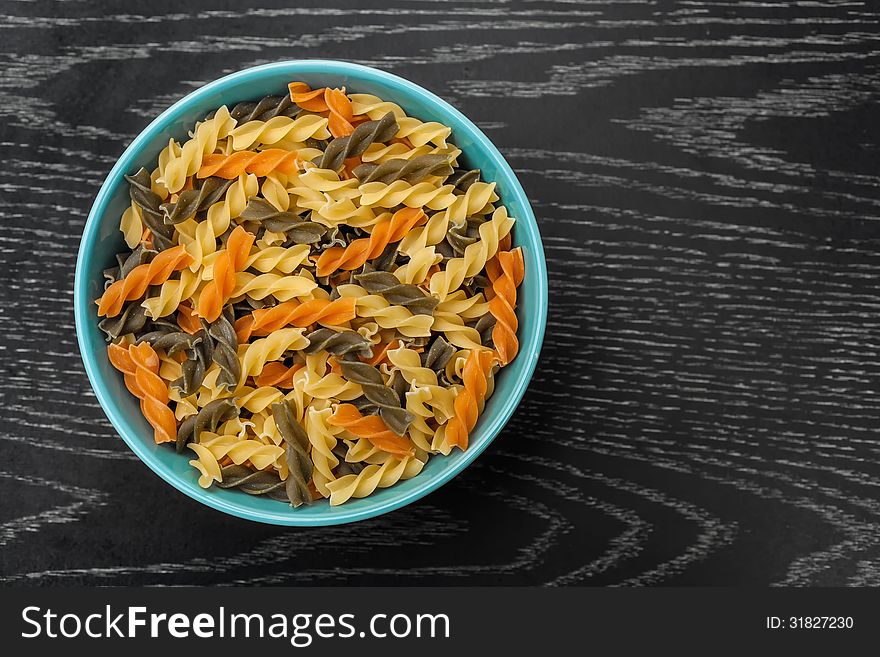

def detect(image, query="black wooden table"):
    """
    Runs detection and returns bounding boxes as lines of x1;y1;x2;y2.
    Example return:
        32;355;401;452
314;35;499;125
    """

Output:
2;0;880;586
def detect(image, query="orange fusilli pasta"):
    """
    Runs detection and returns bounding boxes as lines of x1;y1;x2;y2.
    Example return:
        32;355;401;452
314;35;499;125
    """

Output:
288;81;329;111
444;349;494;450
235;297;357;341
486;246;525;366
197;225;255;322
325;87;355;138
108;342;176;444
97;246;192;317
315;207;427;276
197;149;302;179
328;404;415;456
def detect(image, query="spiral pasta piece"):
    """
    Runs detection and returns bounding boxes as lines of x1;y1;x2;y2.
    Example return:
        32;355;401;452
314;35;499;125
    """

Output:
288;81;330;111
272;399;314;507
197;149;303;179
361;141;461;165
108;342;177;444
401;383;457;455
423;384;458;426
160;106;237;194
353;154;453;184
233;386;284;414
444;349;494;450
99;302;148;341
197;226;255;323
349;93;407;120
340;437;383;465
303;328;373;358
217;417;254;444
315;207;426;276
236;300;341;342
287;168;364;217
198;433;285;470
176;302;201;334
318;112;398;172
142;329;210;398
240;297;357;339
306;405;342;497
232;272;318;303
119;201;145;249
387;346;458;440
229;114;331;151
328;404;414;456
260;172;292;211
242;244;312;275
394;117;452;148
325;87;355;138
206;306;241;391
307;197;378;230
325;456;423;506
97;246;192;317
157;353;184;389
486;247;525;365
228;94;300;123
434;290;490;319
215;465;290;501
358;180;457;210
283;168;375;228
290;167;361;195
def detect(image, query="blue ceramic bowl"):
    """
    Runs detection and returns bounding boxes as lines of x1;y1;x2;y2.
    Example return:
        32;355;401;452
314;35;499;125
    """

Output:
74;60;548;526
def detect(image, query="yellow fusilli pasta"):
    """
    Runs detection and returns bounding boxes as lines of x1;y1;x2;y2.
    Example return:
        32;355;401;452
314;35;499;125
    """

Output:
159;106;237;193
326;456;424;506
229;114;330;151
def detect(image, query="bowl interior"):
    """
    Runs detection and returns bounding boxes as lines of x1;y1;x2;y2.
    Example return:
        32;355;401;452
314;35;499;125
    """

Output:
75;60;548;525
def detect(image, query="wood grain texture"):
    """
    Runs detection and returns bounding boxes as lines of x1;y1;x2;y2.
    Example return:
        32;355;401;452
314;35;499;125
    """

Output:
2;0;880;586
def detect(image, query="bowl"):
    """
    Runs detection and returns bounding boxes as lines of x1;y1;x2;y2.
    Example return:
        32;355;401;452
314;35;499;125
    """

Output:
74;60;548;526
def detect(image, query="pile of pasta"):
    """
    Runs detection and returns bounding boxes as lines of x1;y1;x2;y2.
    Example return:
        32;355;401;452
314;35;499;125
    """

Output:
96;81;525;506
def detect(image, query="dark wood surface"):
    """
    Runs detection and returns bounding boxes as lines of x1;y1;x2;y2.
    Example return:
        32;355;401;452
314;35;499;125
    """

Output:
2;0;880;586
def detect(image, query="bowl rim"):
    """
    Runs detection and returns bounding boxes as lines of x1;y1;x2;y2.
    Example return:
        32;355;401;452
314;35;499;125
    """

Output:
74;59;548;526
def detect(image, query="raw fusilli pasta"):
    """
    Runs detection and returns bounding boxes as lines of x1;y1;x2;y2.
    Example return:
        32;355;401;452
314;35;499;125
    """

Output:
98;79;527;507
